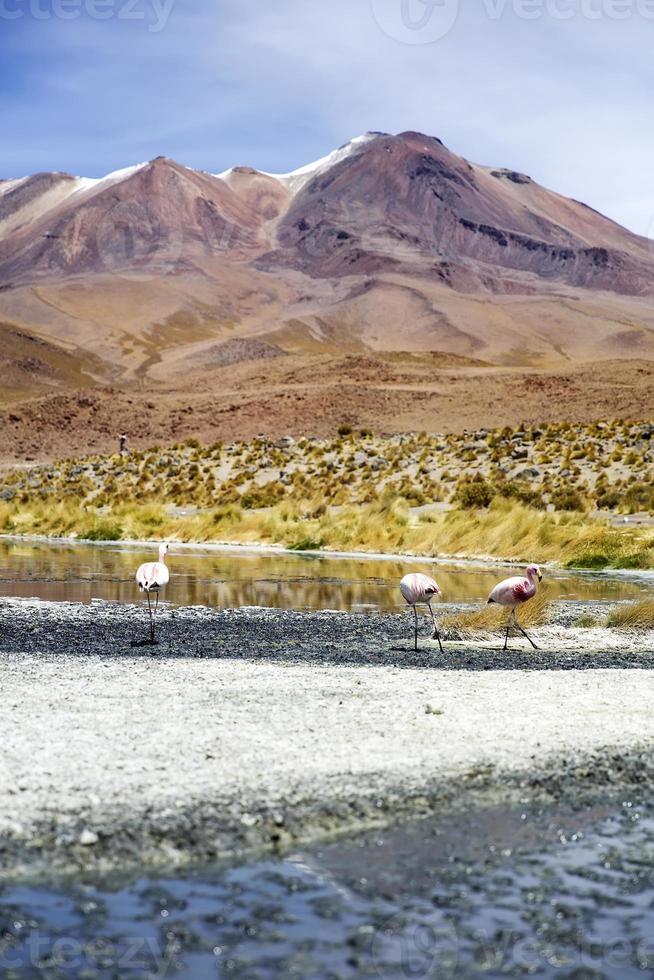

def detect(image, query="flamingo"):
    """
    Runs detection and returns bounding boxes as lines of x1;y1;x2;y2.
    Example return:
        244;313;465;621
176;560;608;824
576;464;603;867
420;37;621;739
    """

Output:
487;563;542;650
400;572;443;652
135;543;169;644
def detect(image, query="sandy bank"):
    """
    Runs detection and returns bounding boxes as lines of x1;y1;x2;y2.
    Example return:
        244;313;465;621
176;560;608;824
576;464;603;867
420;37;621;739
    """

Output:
1;598;654;876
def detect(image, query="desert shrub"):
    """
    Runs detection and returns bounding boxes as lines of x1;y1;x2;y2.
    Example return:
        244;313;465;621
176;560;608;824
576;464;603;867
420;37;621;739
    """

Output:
550;487;586;512
212;484;240;506
80;520;123;541
391;482;427;505
337;423;353;436
288;537;324;551
494;479;545;510
624;482;654;513
595;488;620;510
563;525;630;569
239;482;286;509
453;475;494;509
574;614;600;628
618;551;653;569
211;503;243;526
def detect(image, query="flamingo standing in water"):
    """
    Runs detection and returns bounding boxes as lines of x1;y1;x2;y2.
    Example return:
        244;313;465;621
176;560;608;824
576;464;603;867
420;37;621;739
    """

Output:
487;563;542;650
135;543;169;644
400;572;443;652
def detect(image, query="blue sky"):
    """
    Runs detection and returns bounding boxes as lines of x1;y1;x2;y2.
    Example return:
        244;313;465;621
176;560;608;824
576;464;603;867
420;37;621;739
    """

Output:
1;0;652;234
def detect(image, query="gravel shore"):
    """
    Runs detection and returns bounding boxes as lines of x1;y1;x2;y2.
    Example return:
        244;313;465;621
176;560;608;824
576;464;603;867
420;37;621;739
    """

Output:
1;597;654;877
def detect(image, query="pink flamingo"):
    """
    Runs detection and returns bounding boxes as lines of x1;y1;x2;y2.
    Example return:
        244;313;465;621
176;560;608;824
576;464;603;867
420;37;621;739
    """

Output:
135;543;169;644
400;572;443;652
487;563;542;650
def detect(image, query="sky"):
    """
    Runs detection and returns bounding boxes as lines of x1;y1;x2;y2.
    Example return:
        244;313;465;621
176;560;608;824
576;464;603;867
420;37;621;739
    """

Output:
1;0;652;235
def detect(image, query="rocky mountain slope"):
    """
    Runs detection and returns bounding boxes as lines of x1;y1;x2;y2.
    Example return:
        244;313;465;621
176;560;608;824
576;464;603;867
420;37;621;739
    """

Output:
1;130;653;459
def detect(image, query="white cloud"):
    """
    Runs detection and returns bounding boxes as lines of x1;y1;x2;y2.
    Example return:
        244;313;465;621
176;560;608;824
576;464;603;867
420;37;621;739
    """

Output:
0;0;652;233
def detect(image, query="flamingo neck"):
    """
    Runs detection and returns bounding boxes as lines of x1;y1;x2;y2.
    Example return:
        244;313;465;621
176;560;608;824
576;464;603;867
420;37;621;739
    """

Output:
158;546;167;563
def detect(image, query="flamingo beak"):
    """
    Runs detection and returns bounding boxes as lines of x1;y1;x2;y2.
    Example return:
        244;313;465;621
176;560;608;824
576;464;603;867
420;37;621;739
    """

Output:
538;574;543;582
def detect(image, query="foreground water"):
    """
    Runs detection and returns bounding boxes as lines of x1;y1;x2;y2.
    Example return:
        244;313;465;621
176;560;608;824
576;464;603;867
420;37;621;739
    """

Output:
0;538;650;610
0;798;651;979
2;541;652;979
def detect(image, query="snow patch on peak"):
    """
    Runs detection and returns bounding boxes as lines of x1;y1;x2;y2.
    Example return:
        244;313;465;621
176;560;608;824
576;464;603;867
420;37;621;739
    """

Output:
0;176;29;197
70;161;150;198
264;133;379;194
214;134;381;192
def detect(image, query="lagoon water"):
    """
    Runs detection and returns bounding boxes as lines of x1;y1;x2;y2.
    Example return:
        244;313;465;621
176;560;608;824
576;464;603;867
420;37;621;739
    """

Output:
0;538;649;611
1;538;652;979
1;799;652;979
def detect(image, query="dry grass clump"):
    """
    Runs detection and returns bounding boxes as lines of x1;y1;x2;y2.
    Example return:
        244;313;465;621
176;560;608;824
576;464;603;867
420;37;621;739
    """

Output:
2;491;654;573
2;417;654;570
441;591;551;638
2;417;654;532
605;599;654;631
573;614;600;628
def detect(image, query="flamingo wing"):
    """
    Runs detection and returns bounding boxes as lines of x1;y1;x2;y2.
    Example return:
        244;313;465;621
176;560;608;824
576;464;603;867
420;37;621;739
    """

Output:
136;561;169;591
488;575;528;606
511;577;535;602
400;572;440;604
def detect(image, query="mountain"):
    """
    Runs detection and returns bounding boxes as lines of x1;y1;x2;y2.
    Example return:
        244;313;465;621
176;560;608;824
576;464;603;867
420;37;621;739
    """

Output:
1;130;654;460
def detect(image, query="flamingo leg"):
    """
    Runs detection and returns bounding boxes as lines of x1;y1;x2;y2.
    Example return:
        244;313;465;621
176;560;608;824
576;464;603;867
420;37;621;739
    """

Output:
503;609;513;651
152;590;159;643
427;602;444;654
146;591;154;643
514;612;538;650
413;604;419;651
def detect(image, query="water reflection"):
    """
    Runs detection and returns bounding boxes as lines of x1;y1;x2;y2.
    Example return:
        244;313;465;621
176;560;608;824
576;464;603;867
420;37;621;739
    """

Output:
0;539;648;611
0;802;651;979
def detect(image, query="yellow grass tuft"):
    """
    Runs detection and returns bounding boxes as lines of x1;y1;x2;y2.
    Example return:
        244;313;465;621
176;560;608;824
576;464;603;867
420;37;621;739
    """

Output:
441;591;551;638
605;599;654;630
0;488;653;574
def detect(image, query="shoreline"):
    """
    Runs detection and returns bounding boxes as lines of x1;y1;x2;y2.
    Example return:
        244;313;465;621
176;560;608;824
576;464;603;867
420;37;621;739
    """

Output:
3;532;654;580
1;599;654;880
4;742;654;885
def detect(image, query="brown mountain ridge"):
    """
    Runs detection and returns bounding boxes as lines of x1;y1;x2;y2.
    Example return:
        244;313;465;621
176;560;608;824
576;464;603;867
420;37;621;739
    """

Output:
1;130;653;462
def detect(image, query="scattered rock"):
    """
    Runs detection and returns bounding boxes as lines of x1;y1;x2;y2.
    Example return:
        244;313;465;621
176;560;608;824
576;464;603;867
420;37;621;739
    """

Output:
79;828;99;846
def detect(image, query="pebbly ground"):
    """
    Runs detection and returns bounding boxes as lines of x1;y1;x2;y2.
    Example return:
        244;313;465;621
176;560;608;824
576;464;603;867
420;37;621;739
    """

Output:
2;595;653;669
1;597;654;879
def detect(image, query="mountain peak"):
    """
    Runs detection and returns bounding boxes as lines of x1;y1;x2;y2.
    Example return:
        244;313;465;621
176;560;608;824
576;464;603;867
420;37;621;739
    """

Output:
1;129;653;390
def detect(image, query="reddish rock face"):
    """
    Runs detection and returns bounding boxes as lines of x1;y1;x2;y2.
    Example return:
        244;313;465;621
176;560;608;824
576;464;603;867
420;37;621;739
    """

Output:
0;130;654;399
0;158;275;282
263;132;653;295
1;131;652;293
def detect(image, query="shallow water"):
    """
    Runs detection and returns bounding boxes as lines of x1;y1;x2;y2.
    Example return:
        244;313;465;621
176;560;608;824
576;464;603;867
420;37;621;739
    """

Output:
1;799;652;979
0;539;649;611
1;541;652;979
